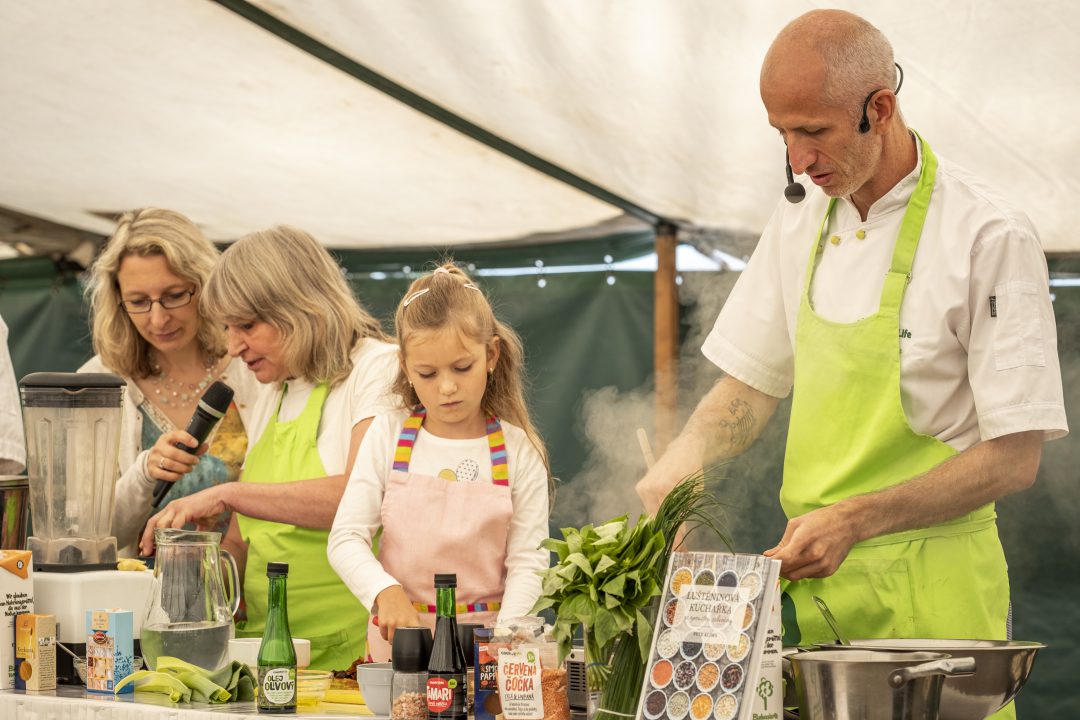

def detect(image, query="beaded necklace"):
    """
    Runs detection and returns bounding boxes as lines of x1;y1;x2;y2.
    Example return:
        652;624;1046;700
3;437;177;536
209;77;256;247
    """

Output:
147;358;219;411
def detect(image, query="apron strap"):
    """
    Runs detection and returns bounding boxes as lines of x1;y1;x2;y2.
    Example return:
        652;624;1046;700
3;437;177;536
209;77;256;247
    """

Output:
392;405;510;483
486;415;509;485
802;131;938;319
392;407;426;471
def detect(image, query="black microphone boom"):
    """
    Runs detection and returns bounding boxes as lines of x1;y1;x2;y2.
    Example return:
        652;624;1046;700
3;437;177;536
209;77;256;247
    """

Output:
151;380;235;507
784;157;806;203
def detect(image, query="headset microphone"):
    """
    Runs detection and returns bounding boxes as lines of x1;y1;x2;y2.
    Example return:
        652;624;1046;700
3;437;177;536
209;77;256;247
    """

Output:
784;156;806;203
151;380;235;507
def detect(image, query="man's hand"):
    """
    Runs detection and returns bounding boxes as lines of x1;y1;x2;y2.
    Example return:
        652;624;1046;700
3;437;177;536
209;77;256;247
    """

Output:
373;585;422;643
764;504;860;581
139;484;231;555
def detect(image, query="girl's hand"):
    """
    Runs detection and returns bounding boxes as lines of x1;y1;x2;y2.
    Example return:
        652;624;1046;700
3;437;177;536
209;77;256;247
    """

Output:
147;430;208;484
374;585;422;643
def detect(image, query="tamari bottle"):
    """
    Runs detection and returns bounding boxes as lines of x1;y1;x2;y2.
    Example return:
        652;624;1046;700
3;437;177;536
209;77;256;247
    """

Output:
426;573;467;720
258;562;297;714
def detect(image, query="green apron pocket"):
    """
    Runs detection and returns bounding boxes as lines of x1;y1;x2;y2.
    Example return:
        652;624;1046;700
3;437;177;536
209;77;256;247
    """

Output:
786;555;915;645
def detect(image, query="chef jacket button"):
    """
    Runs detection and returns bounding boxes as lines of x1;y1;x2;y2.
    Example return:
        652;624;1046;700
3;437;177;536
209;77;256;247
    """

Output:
829;235;841;245
856;229;866;240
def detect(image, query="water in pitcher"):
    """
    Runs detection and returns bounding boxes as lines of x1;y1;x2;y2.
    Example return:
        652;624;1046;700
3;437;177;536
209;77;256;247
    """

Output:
141;621;233;672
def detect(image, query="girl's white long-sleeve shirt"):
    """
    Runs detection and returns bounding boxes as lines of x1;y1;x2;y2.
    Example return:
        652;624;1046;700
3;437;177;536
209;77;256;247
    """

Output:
327;408;550;621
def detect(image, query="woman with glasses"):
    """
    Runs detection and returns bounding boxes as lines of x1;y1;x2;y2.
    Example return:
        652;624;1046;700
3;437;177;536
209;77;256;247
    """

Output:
81;208;265;556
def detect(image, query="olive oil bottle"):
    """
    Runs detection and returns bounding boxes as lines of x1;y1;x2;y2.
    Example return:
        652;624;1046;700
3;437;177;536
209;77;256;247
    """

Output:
258;562;297;714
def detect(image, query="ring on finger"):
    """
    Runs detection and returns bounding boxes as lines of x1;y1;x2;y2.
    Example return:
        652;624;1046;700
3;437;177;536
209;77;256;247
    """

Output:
159;456;166;470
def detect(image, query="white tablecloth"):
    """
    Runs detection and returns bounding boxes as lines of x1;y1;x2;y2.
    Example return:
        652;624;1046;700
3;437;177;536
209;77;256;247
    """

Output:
1;687;372;719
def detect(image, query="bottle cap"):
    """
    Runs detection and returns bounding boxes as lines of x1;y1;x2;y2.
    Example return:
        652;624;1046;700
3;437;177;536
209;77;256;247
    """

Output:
267;562;289;577
434;573;457;588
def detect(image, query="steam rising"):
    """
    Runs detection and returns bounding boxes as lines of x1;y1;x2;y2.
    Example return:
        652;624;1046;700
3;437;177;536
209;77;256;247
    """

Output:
559;270;788;552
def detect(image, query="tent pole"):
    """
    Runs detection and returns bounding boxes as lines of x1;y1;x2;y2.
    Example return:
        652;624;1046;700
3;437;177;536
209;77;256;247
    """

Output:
654;223;679;454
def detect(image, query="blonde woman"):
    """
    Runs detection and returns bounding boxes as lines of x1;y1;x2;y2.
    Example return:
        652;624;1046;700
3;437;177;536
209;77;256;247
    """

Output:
327;263;551;662
81;208;264;556
141;226;398;671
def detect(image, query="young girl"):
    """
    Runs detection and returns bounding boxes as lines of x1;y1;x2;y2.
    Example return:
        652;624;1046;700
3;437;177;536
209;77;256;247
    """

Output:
327;264;551;661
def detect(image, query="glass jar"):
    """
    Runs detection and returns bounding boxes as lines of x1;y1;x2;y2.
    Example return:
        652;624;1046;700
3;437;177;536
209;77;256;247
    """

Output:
391;626;433;720
391;669;429;720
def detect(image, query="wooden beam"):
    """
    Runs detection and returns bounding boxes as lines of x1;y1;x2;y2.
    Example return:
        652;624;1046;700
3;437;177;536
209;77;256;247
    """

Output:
654;223;679;453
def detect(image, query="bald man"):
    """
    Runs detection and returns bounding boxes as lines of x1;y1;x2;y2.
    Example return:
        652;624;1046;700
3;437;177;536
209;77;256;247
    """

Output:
638;12;1065;717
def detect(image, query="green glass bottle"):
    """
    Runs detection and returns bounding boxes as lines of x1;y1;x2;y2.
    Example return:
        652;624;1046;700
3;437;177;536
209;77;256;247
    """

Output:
427;573;467;720
258;562;297;714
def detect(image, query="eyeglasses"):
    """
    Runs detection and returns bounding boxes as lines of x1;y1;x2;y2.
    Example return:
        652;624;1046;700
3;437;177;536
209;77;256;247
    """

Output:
120;288;195;314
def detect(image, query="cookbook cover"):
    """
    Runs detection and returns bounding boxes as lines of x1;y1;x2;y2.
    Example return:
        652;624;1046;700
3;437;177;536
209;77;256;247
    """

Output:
636;552;781;720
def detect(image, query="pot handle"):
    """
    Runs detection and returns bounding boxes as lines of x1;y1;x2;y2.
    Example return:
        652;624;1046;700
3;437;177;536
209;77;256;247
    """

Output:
888;657;976;688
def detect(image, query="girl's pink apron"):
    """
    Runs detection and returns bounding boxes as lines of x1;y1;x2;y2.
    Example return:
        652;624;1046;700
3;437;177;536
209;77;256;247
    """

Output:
367;407;514;662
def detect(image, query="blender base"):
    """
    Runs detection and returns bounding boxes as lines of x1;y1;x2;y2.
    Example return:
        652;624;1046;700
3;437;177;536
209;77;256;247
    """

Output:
34;569;154;643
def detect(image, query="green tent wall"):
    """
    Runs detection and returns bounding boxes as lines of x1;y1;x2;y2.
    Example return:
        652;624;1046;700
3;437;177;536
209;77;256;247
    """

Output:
1;252;1077;715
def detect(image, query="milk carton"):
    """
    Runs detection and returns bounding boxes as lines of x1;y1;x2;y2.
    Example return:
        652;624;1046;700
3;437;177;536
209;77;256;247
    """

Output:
15;613;56;691
0;549;34;690
85;609;135;694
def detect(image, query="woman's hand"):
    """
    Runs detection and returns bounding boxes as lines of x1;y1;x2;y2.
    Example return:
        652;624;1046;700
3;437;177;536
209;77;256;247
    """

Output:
374;585;422;643
146;430;208;484
139;484;232;555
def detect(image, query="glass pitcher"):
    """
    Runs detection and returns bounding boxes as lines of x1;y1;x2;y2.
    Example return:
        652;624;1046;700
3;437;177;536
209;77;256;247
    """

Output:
141;528;240;673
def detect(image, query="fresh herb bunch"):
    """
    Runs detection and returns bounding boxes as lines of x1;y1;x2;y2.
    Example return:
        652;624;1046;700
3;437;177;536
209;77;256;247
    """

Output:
531;468;730;706
597;468;730;720
531;512;665;686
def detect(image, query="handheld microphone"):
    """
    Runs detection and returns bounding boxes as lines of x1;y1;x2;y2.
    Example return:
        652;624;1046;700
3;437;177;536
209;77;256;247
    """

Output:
151;380;235;507
784;156;806;203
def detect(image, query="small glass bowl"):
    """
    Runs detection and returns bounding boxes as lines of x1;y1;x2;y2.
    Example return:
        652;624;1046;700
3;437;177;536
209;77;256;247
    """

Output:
297;669;333;706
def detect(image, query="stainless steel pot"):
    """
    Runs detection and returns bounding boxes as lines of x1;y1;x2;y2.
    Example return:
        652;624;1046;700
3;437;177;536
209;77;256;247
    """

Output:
815;639;1043;720
788;650;975;720
0;475;29;549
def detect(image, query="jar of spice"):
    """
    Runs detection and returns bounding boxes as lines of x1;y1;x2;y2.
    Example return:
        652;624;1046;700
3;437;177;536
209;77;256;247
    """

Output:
391;627;432;720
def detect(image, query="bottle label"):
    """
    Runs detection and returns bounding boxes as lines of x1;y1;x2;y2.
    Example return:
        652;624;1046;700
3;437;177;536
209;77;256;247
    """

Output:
259;666;296;706
427;674;465;715
495;647;543;720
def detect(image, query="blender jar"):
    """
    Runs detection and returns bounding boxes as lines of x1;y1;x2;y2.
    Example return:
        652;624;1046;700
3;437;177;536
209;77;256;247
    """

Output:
19;372;125;569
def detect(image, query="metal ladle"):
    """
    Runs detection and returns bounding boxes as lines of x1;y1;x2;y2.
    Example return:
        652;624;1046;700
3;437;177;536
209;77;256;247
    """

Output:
813;595;851;645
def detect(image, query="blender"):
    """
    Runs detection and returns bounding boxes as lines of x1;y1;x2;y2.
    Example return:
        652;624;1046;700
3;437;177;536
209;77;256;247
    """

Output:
19;372;154;683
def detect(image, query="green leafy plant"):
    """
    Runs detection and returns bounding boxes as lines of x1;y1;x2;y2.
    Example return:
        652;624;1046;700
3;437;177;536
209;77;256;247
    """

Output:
532;468;730;719
531;512;665;688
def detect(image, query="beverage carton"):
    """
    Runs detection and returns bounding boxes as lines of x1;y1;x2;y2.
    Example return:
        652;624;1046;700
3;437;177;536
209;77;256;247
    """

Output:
85;609;135;694
0;549;34;690
15;613;56;691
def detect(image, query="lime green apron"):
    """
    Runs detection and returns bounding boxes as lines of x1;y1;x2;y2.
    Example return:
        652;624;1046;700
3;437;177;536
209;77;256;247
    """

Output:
781;135;1013;718
236;383;368;671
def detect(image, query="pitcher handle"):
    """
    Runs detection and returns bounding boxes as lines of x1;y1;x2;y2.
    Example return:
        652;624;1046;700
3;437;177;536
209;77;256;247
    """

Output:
219;549;241;616
888;657;976;688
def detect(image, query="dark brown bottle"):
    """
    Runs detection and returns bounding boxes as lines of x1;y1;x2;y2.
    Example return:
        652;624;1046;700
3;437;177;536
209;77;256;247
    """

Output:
426;574;467;720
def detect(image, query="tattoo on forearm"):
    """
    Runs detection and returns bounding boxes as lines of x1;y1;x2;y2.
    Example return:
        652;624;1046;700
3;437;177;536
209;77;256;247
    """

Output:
720;399;755;452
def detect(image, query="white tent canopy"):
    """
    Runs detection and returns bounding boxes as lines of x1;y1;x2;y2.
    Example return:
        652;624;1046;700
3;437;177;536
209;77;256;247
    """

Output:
2;0;1078;254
